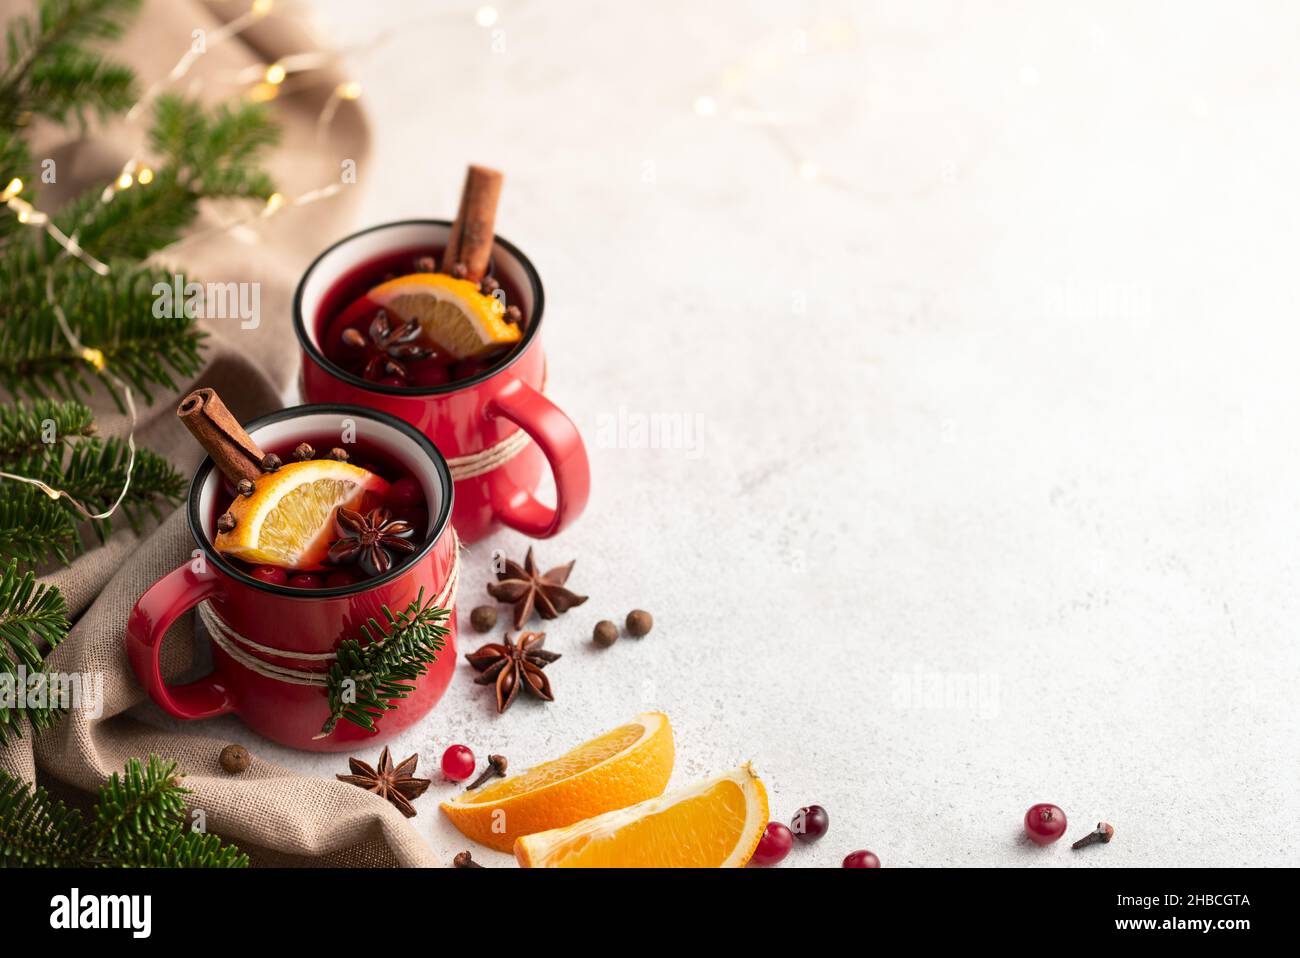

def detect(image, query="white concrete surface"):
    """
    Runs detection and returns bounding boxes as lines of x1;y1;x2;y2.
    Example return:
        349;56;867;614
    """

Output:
183;1;1300;865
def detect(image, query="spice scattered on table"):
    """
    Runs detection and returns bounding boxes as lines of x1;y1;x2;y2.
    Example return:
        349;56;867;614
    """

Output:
593;620;619;647
337;746;431;818
626;609;653;637
218;743;250;774
469;605;498;632
486;546;588;628
466;754;508;790
465;631;561;713
1071;821;1114;849
453;850;484;868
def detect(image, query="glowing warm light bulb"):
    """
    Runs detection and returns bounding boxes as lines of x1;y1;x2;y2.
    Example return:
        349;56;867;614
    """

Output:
137;167;154;185
337;81;362;100
81;347;106;371
693;95;717;117
2;177;22;200
263;192;284;216
475;6;498;27
251;0;273;15
17;208;30;223
265;62;287;85
116;171;134;190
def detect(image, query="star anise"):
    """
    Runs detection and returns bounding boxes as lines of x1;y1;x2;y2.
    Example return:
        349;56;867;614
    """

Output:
336;746;431;818
341;309;433;382
328;507;416;576
486;547;588;629
465;631;561;713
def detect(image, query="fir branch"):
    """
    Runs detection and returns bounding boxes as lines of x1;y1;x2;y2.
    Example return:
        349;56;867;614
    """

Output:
0;262;207;407
318;590;450;738
49;166;197;262
0;558;70;744
0;772;92;866
0;0;140;125
0;398;96;459
93;755;187;855
44;95;281;265
0;754;250;867
25;45;134;126
0;484;79;566
7;438;186;536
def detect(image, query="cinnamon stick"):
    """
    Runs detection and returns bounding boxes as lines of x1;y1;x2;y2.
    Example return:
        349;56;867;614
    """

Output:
177;388;267;486
441;164;503;283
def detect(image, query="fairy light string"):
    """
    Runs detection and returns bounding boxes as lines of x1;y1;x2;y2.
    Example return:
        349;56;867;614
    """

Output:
0;0;372;523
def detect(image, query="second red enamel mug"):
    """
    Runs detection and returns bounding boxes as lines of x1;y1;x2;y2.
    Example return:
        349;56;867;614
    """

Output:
293;220;590;543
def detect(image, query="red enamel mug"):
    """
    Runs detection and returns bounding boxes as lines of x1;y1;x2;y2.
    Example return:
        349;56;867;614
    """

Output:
293;220;590;543
125;405;458;752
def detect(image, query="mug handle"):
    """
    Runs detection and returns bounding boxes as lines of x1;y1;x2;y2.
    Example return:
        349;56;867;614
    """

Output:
125;563;237;720
486;377;591;538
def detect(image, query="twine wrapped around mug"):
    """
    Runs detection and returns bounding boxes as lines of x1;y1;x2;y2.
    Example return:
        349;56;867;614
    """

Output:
444;428;531;481
196;530;461;686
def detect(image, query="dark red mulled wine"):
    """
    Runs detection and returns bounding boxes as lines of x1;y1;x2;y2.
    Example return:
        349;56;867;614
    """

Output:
315;246;526;389
209;433;430;590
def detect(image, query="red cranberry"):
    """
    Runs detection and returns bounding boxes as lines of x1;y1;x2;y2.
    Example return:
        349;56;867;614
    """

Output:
396;507;428;536
326;569;363;588
248;566;288;586
750;822;794;866
385;476;423;512
1024;803;1067;845
441;745;476;781
843;850;881;868
791;805;829;842
410;363;451;388
449;359;490;382
288;574;326;589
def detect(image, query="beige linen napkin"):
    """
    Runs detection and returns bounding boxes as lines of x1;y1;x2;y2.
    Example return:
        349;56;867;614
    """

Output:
0;0;438;866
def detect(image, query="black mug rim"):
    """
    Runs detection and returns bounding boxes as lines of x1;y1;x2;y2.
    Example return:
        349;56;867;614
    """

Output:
185;403;455;599
291;218;546;396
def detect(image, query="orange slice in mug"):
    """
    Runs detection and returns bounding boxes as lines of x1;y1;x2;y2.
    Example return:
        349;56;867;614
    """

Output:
213;459;388;570
367;273;521;361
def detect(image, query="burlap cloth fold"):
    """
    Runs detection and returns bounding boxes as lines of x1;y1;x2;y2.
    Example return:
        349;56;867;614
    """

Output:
0;0;438;866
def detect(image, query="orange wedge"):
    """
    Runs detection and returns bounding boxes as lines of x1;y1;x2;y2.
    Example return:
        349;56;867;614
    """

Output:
213;459;388;570
368;273;521;361
515;763;769;868
440;711;673;852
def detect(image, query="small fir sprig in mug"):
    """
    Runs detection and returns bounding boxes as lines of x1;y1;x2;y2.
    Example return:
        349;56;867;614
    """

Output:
316;589;449;738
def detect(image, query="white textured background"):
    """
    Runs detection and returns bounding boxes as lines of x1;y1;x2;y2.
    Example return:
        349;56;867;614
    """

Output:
171;0;1300;866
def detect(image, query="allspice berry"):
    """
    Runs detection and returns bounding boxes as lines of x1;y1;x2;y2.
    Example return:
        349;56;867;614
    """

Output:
626;610;653;637
593;620;619;647
469;605;497;633
293;442;315;461
219;743;251;774
260;453;282;472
